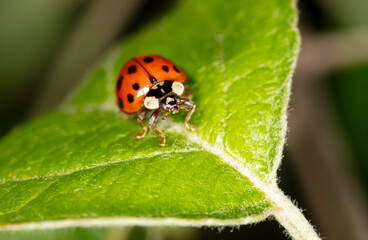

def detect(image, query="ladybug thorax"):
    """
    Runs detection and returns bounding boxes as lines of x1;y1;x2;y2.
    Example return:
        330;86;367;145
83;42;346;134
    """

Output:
144;81;184;111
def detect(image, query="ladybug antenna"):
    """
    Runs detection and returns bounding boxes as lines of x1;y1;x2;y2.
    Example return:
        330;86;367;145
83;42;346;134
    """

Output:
150;77;158;84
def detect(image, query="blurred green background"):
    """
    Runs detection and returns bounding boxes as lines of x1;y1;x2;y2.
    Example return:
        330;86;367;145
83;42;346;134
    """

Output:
0;0;367;239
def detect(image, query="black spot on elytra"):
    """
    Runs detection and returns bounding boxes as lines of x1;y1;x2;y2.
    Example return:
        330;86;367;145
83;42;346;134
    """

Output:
162;65;169;72
128;94;134;103
127;65;136;74
143;57;153;63
117;76;123;91
173;66;180;73
118;97;124;109
132;83;139;90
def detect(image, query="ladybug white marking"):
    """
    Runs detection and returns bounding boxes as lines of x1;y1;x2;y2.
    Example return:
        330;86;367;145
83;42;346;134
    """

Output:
172;82;184;96
144;96;160;109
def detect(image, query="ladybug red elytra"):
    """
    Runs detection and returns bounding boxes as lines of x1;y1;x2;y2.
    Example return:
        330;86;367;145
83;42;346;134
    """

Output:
116;54;197;146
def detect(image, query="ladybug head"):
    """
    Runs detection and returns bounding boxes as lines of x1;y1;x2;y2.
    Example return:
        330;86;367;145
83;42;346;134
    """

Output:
144;81;185;114
160;95;181;114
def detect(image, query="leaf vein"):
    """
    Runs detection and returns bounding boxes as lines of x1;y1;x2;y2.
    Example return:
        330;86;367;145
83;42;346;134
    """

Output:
0;179;58;216
0;148;202;184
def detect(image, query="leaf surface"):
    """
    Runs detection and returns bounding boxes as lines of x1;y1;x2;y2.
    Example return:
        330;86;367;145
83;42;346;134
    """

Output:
0;0;299;229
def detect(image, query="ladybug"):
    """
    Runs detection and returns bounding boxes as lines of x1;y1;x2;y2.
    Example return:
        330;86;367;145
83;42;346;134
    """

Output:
116;54;197;146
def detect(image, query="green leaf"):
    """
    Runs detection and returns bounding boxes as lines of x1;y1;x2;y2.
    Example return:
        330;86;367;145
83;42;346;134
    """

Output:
0;0;312;238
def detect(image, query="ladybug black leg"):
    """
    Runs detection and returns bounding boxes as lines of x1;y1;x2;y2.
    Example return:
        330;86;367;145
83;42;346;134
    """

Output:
179;98;197;131
149;109;166;146
134;108;149;139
